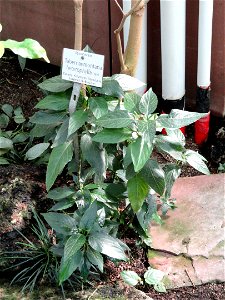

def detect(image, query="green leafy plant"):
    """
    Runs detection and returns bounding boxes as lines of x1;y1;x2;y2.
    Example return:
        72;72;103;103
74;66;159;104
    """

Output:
29;72;210;285
42;200;129;285
121;267;167;293
2;211;60;293
0;24;49;63
218;163;225;173
0;104;50;164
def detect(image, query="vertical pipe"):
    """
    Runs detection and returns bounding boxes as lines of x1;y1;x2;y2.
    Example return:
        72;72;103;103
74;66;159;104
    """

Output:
160;0;186;134
123;0;147;94
197;0;213;88
195;0;214;145
160;0;186;103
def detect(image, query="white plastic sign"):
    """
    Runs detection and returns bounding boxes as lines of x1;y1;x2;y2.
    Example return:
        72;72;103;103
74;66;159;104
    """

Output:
62;48;104;87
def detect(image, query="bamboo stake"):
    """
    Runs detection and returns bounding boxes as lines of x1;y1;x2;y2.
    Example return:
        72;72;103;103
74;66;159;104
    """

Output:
73;0;83;51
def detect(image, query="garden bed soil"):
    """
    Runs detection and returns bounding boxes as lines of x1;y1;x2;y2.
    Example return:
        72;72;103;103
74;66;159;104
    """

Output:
0;52;224;299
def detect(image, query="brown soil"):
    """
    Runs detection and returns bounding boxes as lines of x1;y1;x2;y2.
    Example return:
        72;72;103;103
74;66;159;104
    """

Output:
0;51;224;299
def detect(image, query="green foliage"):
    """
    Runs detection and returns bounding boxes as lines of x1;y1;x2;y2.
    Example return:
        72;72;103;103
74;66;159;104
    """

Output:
218;163;225;173
0;104;51;164
2;211;59;293
121;267;166;293
0;25;49;66
42;200;129;285
2;71;210;289
120;270;142;286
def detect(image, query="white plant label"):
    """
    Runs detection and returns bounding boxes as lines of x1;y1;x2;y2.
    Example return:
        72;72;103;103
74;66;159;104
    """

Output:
62;48;104;87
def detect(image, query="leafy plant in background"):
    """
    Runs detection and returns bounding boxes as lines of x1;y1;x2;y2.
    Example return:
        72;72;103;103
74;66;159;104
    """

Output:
27;72;210;285
0;104;50;165
0;23;49;69
0;104;29;164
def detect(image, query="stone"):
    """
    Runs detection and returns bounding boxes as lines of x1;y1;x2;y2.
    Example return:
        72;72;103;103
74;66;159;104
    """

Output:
149;174;225;288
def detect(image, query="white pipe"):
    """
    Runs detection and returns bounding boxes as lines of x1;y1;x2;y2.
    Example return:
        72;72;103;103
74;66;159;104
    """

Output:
160;0;186;100
123;0;147;94
197;0;214;87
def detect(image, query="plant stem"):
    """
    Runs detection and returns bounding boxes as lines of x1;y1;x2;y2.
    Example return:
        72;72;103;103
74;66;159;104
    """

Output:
114;0;149;75
71;0;84;177
73;0;83;50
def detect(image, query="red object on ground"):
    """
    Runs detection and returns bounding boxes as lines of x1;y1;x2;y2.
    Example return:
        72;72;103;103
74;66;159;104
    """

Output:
194;112;210;145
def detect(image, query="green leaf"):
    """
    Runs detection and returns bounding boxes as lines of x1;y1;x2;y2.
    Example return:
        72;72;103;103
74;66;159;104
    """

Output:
154;282;167;293
152;212;163;225
144;267;165;285
68;110;88;137
59;250;82;284
2;104;13;117
18;55;26;71
88;231;128;260
0;41;4;58
185;150;210;175
30;111;66;125
42;212;77;235
138;119;156;146
93;128;131;144
164;164;181;199
127;174;149;212
30;124;56;138
92;78;124;98
96;110;133;128
136;194;157;233
2;38;49;62
35;93;69;111
81;134;106;180
0;114;9;128
155;135;185;161
112;74;146;91
86;246;104;272
124;93;141;113
64;233;86;262
13;107;26;124
38;75;73;93
140;160;165;196
0;137;13;149
49;199;75;211
12;132;29;143
131;137;153;172
25;143;50;160
47;186;75;200
121;270;142;286
80;201;98;230
52;118;69;147
0;157;9;165
166;128;185;146
46;141;73;191
89;97;108;119
105;183;126;198
158;110;208;129
126;163;136;180
14;106;23;116
139;88;158;115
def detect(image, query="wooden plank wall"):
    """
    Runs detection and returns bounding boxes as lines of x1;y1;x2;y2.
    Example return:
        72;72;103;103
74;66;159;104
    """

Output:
0;0;121;76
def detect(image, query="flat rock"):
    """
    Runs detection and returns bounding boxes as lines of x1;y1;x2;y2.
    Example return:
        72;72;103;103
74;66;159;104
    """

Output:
149;174;225;288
